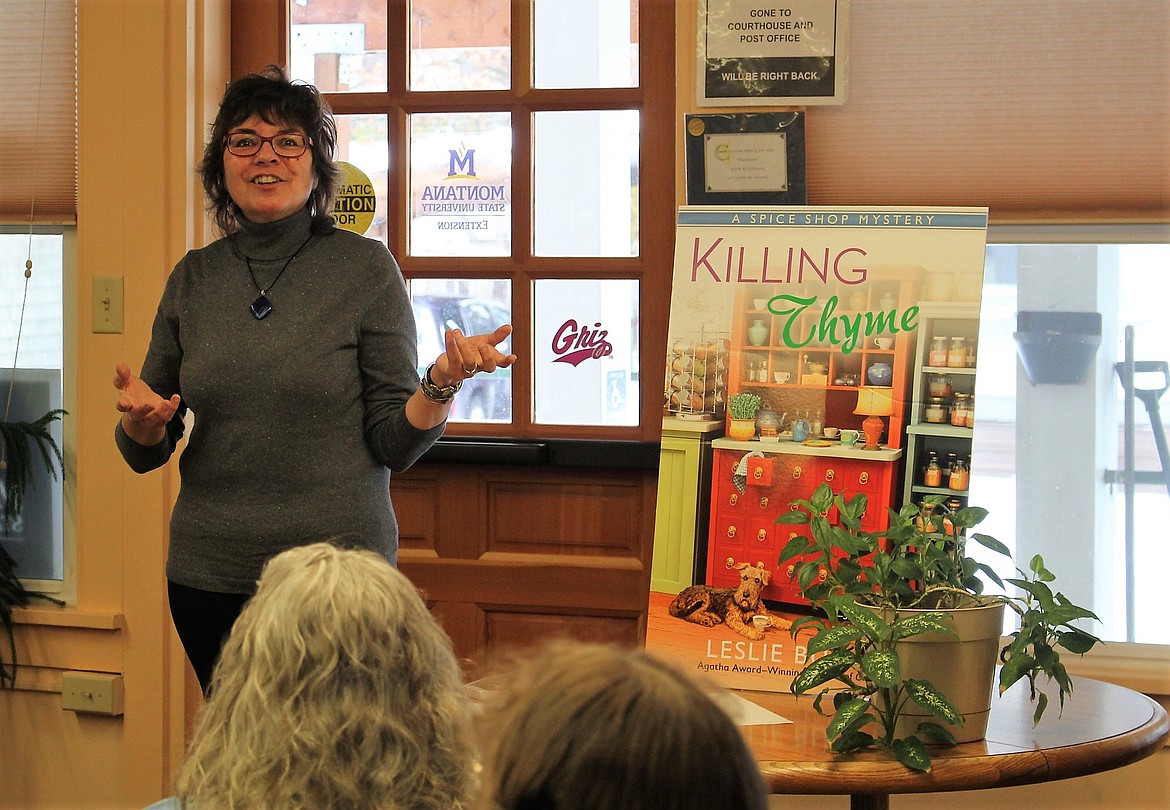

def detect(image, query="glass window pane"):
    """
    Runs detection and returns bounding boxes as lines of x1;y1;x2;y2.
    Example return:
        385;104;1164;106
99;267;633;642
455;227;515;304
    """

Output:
409;0;510;91
289;1;387;92
533;110;639;258
334;114;389;244
409;279;513;423
969;239;1170;645
534;0;639;89
533;279;639;426
0;234;63;370
1;231;65;582
409;112;512;257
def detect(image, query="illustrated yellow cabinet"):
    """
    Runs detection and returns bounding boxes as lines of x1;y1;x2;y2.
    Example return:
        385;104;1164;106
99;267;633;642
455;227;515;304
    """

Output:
651;417;722;594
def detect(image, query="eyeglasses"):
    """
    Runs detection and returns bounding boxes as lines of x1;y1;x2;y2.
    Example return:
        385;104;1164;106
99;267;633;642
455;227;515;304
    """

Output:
224;131;311;158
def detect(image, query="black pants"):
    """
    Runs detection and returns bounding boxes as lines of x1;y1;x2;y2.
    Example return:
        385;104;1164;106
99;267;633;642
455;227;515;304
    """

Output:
167;580;251;695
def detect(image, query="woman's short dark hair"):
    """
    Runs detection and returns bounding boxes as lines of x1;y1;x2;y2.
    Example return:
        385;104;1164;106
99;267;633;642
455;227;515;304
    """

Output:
199;65;339;235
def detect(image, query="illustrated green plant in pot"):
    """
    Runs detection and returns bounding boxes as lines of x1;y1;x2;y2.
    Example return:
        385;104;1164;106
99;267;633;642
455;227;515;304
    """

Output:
728;392;761;421
727;392;761;441
1;407;67;688
776;484;1102;772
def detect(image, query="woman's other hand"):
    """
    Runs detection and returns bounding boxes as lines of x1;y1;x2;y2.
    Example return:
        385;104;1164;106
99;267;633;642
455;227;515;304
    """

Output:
431;324;517;387
113;362;181;446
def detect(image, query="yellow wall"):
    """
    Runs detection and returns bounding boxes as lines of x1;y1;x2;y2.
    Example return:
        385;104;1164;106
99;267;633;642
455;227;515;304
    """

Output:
1;2;1165;808
3;1;229;807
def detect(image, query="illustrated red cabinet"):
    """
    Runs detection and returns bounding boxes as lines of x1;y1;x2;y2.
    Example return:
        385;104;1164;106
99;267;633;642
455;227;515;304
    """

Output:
705;439;901;607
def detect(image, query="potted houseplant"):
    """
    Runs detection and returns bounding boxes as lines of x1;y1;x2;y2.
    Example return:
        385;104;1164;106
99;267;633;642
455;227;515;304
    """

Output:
1;407;67;688
2;409;65;530
776;484;1102;772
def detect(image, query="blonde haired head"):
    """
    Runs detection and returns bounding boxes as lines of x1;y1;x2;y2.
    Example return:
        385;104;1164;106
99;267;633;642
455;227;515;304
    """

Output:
175;542;474;809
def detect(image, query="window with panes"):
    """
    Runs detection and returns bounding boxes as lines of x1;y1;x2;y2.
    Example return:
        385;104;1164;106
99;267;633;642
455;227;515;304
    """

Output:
282;0;672;437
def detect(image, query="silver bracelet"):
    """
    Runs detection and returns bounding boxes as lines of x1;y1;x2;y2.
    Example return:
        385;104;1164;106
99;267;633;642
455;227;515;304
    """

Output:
419;362;461;404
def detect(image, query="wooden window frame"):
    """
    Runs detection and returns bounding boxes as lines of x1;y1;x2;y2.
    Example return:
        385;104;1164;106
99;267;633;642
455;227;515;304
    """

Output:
231;0;675;444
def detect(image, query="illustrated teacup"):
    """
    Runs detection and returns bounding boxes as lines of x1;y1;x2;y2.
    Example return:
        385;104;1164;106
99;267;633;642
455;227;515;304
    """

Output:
752;615;769;631
774;371;791;383
823;426;840;438
874;336;895;350
840;429;860;446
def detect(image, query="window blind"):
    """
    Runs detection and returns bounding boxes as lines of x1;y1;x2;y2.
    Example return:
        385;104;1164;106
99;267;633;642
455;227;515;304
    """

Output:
0;0;78;223
802;0;1170;222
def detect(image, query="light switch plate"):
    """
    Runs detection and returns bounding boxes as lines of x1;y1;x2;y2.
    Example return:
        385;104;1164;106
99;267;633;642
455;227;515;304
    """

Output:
61;671;124;715
93;275;124;333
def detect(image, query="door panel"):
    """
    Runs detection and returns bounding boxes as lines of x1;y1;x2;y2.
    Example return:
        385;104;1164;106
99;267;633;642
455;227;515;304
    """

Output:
394;461;655;668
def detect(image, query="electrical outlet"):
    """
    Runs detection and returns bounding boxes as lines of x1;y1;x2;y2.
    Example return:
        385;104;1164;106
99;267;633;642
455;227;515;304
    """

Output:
61;671;124;715
93;275;124;333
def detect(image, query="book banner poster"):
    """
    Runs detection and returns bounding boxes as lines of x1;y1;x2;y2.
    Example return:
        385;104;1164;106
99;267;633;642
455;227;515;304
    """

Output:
649;205;989;692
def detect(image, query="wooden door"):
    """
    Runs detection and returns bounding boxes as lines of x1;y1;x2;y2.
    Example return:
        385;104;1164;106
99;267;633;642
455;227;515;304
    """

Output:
393;459;657;675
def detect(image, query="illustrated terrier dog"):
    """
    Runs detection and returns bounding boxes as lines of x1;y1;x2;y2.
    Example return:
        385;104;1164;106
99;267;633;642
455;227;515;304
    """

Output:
668;562;791;640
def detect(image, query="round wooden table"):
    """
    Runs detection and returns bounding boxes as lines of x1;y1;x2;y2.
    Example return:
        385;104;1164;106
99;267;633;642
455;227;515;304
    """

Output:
736;678;1169;810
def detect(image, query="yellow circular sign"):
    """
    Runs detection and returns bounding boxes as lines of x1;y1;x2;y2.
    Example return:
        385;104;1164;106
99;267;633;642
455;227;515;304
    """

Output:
333;161;377;235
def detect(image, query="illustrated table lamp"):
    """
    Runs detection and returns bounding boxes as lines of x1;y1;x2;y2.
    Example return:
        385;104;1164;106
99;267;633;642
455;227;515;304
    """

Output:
854;387;894;450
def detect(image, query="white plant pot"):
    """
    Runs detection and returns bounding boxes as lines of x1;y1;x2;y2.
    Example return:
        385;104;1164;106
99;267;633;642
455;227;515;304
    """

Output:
875;600;1006;743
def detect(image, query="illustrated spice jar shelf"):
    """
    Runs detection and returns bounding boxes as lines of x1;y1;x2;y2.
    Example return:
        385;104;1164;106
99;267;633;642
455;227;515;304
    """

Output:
902;302;981;509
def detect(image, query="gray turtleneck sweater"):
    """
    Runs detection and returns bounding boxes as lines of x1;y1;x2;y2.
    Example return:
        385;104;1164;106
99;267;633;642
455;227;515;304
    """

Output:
115;209;443;593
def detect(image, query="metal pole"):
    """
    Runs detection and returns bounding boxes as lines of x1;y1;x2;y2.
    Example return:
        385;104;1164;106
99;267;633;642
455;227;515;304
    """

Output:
1122;326;1136;643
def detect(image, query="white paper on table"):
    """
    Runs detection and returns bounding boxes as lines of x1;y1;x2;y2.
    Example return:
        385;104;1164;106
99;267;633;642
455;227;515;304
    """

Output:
708;689;792;726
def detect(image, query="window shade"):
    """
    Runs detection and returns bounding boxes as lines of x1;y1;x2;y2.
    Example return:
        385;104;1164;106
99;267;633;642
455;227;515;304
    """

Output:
0;0;77;223
803;0;1170;222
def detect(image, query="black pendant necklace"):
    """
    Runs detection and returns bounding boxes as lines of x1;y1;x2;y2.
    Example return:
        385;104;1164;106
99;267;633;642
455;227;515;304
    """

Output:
243;233;315;320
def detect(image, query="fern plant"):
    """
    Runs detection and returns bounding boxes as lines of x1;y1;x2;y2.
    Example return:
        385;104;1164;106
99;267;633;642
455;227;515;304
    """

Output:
1;408;67;687
1;409;66;529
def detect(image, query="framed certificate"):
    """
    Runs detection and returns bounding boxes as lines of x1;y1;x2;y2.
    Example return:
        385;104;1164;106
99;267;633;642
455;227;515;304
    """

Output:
684;112;806;205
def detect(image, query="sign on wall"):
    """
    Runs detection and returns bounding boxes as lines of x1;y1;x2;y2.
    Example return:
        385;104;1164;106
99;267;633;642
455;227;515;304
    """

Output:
697;0;850;106
684;112;807;206
333;162;376;235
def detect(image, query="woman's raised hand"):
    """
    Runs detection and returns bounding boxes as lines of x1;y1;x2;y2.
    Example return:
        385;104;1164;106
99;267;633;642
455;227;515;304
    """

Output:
113;362;182;445
433;324;517;387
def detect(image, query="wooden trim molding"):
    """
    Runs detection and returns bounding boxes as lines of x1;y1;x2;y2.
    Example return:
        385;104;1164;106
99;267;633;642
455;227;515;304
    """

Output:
420;437;661;469
1064;642;1170;697
12;606;125;630
230;0;287;77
